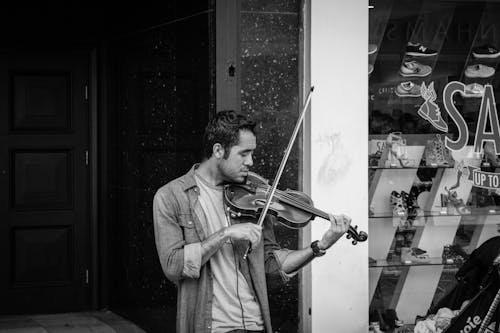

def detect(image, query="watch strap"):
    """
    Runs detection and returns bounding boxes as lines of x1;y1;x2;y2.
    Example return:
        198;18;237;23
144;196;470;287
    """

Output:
311;240;326;257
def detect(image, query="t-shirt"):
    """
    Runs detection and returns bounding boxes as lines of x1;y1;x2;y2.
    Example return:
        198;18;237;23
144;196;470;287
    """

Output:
195;172;264;333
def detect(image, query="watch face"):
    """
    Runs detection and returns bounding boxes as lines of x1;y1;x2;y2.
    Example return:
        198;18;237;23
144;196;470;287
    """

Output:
311;241;325;256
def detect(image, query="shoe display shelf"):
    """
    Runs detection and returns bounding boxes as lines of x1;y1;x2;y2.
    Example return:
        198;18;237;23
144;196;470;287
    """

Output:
369;74;450;106
368;143;491;323
370;257;462;268
370;206;500;219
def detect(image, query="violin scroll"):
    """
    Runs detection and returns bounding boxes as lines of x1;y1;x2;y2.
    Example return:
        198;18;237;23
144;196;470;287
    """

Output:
346;225;368;245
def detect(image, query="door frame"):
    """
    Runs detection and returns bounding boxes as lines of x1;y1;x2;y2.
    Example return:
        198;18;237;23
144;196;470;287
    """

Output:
89;46;111;311
90;45;111;311
0;46;98;312
89;48;99;310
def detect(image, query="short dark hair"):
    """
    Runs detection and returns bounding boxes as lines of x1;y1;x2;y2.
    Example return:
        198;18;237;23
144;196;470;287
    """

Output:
203;110;256;159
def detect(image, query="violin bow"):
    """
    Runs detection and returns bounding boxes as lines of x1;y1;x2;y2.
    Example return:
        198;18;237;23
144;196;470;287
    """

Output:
244;86;314;259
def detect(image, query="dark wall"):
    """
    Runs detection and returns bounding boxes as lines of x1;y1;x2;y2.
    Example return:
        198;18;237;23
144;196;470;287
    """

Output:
106;1;300;332
107;3;215;332
0;1;301;331
240;1;301;332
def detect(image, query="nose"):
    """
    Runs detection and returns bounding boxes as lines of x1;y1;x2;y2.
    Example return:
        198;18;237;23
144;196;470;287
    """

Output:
244;153;253;167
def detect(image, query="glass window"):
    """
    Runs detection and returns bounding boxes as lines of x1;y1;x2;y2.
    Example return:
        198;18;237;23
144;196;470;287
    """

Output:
369;1;500;331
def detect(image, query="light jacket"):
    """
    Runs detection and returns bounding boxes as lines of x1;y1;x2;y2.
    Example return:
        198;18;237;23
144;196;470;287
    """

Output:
153;165;292;333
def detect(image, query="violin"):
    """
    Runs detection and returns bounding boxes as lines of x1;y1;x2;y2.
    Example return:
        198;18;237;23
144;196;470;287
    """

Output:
224;172;368;245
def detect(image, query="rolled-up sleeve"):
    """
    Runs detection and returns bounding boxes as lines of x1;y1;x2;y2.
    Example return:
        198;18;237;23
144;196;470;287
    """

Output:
182;243;201;278
262;216;298;285
153;188;202;283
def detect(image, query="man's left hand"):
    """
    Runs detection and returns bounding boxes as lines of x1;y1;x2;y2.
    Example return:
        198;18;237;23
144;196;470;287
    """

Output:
318;214;352;250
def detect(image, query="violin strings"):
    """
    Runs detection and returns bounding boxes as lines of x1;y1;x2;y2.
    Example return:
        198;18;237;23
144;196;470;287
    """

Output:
259;184;356;233
260;184;329;219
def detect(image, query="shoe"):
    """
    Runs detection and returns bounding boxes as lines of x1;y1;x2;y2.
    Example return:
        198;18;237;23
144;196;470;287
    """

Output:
406;42;438;57
369;64;374;75
418;82;448;132
464;64;495;78
369;43;378;55
382;309;400;330
369;141;385;166
395;81;421;97
385;133;414;167
460;83;485;98
401;191;420;217
407;187;422;217
450;244;469;260
448;191;471;214
424;135;454;167
411;247;427;255
442;244;467;264
369;322;383;333
472;44;500;59
401;247;430;264
484;141;500;167
400;60;432;77
391;191;407;216
369;310;390;331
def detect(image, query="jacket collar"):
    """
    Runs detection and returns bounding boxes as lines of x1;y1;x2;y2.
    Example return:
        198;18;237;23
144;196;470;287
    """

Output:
181;164;200;191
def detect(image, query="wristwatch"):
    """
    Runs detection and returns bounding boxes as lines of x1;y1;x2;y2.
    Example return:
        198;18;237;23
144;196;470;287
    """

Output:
310;240;326;257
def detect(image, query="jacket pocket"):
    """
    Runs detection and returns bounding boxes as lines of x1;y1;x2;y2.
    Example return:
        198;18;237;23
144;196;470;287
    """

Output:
178;215;199;244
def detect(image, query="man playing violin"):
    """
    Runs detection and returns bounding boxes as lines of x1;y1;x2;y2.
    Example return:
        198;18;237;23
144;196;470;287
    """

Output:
153;110;352;333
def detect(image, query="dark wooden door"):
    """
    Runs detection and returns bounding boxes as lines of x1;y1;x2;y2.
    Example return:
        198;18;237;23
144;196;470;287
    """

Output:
0;51;89;314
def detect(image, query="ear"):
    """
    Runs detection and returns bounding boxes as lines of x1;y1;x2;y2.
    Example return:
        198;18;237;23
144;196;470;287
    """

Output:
213;143;225;159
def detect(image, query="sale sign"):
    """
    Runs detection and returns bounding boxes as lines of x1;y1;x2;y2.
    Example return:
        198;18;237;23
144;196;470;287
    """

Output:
416;82;500;190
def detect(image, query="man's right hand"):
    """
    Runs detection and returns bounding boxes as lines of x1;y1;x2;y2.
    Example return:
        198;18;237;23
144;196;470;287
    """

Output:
226;223;262;249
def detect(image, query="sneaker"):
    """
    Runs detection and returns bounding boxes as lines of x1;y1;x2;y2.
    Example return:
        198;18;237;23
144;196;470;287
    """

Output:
400;60;432;77
395;81;421;97
401;247;430;264
406;42;438;57
369;64;374;75
411;247;427;255
464;64;495;78
369;43;378;55
472;45;500;59
460;83;485;98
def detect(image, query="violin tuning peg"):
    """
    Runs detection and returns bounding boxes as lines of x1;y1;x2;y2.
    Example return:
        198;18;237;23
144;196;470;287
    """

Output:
354;225;358;230
226;207;231;211
346;234;351;239
230;213;236;218
237;212;241;217
352;240;357;245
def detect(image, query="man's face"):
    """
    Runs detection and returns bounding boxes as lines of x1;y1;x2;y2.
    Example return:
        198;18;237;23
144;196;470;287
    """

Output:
218;130;256;183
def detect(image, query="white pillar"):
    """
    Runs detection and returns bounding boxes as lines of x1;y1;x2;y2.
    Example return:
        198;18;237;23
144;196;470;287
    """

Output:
310;1;368;332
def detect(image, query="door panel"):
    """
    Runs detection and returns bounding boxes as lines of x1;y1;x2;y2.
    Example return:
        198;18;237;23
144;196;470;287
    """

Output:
11;73;71;131
13;150;72;209
0;51;89;314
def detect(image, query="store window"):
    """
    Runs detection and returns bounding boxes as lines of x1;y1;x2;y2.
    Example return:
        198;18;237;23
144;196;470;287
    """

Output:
369;0;500;331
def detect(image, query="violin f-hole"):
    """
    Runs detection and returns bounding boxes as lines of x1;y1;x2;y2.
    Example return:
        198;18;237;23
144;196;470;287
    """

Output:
255;199;266;206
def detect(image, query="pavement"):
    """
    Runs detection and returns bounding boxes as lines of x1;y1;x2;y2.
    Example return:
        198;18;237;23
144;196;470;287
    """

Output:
0;311;147;333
